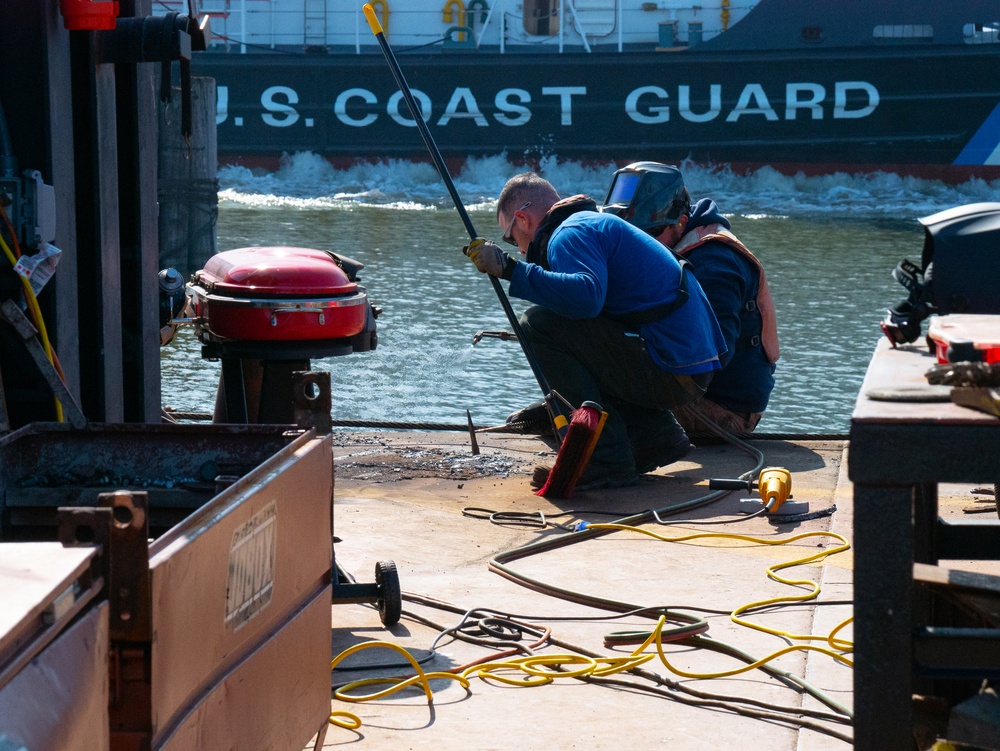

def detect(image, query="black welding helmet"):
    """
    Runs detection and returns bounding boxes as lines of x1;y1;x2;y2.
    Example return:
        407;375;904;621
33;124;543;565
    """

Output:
880;202;1000;345
600;162;688;233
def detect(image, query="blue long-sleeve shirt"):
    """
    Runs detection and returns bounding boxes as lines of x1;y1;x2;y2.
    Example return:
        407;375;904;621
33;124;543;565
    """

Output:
508;211;726;375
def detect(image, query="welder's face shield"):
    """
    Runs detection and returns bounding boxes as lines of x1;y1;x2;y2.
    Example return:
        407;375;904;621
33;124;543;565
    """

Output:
600;164;685;233
601;170;643;221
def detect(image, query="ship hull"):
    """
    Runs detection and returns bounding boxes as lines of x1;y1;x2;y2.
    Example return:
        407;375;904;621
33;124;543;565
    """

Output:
194;44;1000;181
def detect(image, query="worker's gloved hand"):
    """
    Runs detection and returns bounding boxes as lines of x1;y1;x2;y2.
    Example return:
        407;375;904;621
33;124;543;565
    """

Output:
463;238;517;280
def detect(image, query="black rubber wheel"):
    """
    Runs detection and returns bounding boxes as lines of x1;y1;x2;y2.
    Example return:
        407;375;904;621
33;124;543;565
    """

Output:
375;560;401;627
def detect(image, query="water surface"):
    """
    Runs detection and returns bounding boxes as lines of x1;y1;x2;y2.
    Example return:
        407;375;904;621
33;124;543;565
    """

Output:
160;154;1000;433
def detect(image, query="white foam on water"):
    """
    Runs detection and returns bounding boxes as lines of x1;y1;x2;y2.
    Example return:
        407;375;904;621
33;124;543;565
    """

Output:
218;151;1000;218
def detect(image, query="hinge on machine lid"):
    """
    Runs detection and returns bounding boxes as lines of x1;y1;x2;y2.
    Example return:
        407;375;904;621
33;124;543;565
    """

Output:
323;250;366;282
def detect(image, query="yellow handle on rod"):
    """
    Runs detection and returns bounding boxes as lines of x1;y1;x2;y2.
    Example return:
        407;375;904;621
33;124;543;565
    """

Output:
363;4;383;35
361;0;561;413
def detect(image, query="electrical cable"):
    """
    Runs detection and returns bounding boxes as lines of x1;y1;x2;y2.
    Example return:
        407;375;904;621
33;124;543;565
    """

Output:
425;609;552;668
405;590;733;619
462;505;641;530
330;393;847;732
364;592;853;739
400;592;852;720
552;620;853;725
0;213;64;421
585;675;852;743
326;405;851;737
160;411;850;444
478;491;853;717
582;522;853;649
0;204;61;383
331;640;472;704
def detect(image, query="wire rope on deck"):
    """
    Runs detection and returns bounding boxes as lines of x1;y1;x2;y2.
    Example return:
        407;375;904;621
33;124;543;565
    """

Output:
161;408;848;441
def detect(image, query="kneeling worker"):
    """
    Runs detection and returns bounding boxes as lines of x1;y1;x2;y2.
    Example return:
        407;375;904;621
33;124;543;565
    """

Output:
466;172;726;489
602;162;779;435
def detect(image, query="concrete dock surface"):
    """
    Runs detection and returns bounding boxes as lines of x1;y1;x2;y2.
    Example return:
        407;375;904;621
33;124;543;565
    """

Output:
306;428;995;750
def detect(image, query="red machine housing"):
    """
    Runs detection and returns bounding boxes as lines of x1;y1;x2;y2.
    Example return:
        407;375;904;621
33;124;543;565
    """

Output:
188;246;372;343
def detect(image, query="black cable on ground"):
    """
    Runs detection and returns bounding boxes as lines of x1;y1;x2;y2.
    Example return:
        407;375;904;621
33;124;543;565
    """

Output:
586;675;852;743
397;592;852;741
475;408;854;719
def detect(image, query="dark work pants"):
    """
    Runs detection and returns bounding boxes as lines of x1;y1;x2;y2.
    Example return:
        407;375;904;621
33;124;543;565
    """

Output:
519;306;710;478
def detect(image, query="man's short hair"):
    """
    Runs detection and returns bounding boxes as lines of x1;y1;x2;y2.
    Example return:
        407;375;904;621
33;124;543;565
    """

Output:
497;173;560;221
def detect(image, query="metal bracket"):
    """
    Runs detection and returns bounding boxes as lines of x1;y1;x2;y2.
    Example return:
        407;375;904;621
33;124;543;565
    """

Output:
292;371;332;434
58;491;151;642
57;491;153;748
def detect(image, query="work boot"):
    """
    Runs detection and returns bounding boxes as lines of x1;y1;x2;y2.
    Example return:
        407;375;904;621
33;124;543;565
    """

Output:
632;414;692;474
633;436;692;474
574;462;641;491
505;400;553;436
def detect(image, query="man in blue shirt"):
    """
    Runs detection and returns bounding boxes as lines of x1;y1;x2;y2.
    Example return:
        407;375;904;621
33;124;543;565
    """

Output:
466;172;726;488
601;162;778;436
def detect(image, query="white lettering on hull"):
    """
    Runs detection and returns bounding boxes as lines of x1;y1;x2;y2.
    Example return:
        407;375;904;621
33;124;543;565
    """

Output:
626;82;880;124
261;85;300;126
678;85;722;123
495;88;532;126
215;81;880;129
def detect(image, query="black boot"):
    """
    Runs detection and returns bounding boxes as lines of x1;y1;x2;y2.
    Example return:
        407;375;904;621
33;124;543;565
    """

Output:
505;400;553;436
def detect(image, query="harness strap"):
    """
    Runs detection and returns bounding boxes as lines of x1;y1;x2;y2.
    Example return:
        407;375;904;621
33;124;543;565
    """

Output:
605;256;691;326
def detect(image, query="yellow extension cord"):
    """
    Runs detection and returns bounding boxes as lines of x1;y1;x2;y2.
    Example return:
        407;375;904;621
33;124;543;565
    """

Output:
329;640;656;730
0;226;64;422
586;522;855;661
328;524;854;731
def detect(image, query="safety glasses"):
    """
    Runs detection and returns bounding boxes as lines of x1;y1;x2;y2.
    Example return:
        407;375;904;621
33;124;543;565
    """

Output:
502;201;531;246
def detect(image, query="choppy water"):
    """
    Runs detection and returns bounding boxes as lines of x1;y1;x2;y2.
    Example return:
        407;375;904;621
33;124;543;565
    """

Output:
160;153;1000;433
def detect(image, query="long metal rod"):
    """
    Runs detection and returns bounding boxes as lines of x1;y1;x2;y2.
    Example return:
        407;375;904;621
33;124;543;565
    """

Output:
363;4;554;400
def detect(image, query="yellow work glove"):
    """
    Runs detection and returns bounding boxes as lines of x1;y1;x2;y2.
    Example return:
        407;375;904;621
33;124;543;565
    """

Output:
463;238;516;279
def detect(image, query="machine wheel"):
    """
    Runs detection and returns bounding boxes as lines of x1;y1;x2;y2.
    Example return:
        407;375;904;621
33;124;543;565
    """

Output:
375;560;401;627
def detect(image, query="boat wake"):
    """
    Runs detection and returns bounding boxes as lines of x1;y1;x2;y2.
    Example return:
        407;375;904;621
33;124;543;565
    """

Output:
219;151;1000;219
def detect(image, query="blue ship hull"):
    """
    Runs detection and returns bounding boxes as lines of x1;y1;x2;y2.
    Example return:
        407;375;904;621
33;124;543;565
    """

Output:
189;0;1000;180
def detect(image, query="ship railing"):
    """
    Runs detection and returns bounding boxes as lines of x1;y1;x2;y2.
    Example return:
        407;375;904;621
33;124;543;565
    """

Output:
468;0;595;52
156;0;734;54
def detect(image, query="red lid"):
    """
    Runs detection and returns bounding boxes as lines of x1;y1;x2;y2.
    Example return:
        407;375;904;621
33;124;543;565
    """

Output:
195;247;358;297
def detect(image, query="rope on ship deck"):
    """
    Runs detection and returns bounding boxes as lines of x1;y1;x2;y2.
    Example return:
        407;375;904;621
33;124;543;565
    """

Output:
161;410;848;442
